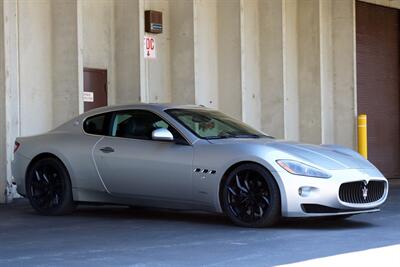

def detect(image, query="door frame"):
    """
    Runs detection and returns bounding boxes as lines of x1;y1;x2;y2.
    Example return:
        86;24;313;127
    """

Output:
83;68;108;112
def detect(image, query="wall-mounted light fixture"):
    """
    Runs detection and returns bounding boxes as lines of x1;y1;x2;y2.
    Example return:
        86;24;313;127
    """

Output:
145;10;163;34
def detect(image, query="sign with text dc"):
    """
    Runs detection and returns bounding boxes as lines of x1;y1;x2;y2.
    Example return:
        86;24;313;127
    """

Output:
144;36;156;59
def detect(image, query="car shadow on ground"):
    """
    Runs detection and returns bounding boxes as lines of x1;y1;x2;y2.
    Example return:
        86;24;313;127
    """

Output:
65;204;375;230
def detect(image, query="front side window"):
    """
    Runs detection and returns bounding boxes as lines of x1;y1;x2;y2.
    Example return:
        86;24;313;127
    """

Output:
83;113;110;135
166;109;270;140
111;110;185;142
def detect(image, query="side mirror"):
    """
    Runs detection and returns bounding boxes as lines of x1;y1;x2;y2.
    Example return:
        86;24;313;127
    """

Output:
152;128;174;141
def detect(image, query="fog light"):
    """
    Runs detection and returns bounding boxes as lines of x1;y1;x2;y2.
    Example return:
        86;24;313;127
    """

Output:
298;186;318;197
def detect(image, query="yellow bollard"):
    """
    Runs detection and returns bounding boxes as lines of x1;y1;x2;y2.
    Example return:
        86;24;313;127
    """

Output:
358;114;368;159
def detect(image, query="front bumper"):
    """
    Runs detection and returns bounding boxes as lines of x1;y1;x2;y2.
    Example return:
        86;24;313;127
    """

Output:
277;168;389;217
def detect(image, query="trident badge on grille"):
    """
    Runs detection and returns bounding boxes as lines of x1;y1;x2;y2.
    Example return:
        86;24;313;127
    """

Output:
362;181;369;200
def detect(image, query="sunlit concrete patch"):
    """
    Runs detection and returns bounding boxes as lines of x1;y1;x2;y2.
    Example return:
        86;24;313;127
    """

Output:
276;245;400;267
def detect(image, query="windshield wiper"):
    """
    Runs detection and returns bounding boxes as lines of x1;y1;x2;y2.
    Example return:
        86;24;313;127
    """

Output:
231;134;260;138
206;133;261;139
205;135;231;140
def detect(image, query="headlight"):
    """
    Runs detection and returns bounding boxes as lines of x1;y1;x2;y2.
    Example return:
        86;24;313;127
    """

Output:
276;159;331;178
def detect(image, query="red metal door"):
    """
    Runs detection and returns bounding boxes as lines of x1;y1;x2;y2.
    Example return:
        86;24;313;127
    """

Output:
356;1;400;178
84;68;108;112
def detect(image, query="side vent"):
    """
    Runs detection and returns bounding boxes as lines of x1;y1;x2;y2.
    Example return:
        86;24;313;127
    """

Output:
194;168;216;175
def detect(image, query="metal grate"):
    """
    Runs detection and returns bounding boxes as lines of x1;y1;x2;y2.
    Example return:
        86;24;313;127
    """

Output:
339;181;385;204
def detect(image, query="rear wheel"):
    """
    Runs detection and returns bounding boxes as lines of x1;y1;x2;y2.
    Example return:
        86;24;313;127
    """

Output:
220;163;281;227
26;157;75;215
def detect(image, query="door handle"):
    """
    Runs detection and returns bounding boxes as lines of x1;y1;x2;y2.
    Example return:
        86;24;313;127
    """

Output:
100;147;114;153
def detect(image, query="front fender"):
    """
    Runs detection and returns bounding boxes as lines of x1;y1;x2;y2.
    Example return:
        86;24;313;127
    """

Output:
192;143;288;213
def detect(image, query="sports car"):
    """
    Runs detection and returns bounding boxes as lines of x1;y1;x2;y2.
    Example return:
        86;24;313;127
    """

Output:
12;104;388;227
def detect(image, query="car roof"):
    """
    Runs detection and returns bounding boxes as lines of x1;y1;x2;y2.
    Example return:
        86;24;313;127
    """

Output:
82;103;210;116
54;103;209;144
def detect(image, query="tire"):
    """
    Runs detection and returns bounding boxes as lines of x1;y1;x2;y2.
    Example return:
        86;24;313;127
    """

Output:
26;157;76;215
220;163;281;227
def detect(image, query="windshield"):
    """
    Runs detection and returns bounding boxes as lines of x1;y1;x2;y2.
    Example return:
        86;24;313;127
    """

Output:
166;108;272;140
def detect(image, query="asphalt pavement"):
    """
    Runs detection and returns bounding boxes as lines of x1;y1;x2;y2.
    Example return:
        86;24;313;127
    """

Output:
0;180;399;267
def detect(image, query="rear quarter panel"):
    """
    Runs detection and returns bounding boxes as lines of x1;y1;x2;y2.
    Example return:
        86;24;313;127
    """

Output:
13;131;106;198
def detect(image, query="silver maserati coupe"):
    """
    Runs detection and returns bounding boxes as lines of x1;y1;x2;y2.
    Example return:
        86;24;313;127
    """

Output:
12;104;388;227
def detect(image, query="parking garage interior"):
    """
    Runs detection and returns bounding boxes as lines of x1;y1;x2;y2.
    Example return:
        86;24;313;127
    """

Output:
1;0;400;266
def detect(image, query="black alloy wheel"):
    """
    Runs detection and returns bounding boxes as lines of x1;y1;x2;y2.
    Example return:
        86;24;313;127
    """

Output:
26;157;75;215
221;163;281;227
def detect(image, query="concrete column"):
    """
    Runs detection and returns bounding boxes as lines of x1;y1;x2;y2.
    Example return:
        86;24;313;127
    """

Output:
240;0;261;129
193;0;218;108
283;0;356;147
143;0;171;103
297;0;322;144
259;0;285;138
0;0;6;203
169;0;195;105
2;1;21;203
77;0;84;113
283;0;300;141
51;0;79;127
332;0;356;148
80;0;116;105
319;0;334;144
114;0;142;104
18;0;53;136
217;0;241;120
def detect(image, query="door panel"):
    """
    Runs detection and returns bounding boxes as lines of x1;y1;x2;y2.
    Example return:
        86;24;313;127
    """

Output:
356;1;400;178
93;137;194;200
84;68;108;112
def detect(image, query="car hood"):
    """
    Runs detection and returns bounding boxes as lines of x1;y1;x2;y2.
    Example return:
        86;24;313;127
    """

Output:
208;138;375;170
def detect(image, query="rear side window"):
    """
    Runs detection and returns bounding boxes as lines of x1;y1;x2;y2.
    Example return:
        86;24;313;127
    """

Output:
83;113;110;135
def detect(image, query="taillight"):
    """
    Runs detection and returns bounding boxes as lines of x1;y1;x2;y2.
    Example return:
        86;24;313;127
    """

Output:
14;142;20;153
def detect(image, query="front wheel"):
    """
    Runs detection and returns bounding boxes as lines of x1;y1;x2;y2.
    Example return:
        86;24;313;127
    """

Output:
26;157;76;215
220;163;281;227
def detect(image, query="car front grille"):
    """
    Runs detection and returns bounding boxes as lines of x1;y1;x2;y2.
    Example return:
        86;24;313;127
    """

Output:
339;180;386;204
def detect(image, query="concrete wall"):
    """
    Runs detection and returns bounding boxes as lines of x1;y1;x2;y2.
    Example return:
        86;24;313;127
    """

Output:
170;0;195;105
332;0;357;149
194;0;219;108
217;0;241;120
320;0;334;144
0;1;5;203
283;0;300;141
114;0;142;104
18;0;53;136
52;0;79;127
240;0;261;129
144;0;172;103
81;0;116;104
2;1;20;204
259;0;285;138
0;0;384;202
298;0;322;144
